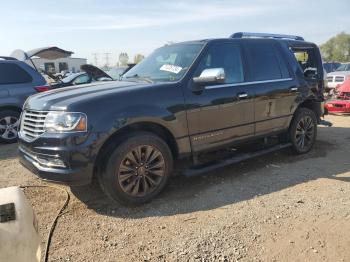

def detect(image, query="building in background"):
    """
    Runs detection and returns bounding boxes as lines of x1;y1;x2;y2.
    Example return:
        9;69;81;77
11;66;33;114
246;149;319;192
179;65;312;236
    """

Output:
29;56;87;74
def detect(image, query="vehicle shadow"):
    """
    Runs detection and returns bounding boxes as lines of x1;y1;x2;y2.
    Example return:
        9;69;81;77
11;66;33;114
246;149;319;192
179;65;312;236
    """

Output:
0;143;18;161
70;127;350;219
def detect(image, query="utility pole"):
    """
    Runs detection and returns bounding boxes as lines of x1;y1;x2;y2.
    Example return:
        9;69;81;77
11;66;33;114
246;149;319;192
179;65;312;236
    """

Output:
104;52;111;68
92;53;98;66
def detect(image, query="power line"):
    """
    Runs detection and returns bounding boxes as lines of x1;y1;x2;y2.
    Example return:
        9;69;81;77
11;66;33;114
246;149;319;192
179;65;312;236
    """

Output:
104;52;111;67
92;53;98;66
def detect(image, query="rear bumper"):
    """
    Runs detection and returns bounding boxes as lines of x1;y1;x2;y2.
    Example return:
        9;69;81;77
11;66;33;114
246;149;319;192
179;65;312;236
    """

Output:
327;82;342;89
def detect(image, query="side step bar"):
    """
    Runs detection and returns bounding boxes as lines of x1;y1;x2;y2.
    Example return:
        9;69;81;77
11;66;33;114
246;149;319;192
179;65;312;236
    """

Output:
183;143;292;177
319;119;332;127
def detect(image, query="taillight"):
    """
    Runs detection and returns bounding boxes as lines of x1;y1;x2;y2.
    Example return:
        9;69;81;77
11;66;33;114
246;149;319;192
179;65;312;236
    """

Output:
34;85;51;92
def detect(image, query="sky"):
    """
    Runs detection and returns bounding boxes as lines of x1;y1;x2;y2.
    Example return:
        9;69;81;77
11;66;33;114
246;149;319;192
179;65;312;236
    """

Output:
1;0;349;65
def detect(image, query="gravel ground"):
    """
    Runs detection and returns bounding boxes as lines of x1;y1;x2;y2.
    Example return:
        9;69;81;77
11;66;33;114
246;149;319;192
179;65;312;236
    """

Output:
0;115;349;262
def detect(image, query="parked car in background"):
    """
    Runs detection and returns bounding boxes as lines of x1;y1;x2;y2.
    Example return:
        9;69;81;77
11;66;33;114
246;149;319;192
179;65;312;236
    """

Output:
105;63;136;80
0;57;47;143
325;76;350;114
323;62;341;73
0;47;73;143
19;32;325;206
49;64;113;89
326;63;350;90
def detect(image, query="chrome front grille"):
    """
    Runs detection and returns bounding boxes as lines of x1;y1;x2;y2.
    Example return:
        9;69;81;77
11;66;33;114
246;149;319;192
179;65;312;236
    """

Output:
327;76;334;82
335;76;345;82
20;110;48;141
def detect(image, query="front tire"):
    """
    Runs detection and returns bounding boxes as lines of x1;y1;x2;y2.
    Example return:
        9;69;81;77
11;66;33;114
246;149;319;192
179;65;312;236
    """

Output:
289;108;317;154
0;110;20;144
99;132;173;206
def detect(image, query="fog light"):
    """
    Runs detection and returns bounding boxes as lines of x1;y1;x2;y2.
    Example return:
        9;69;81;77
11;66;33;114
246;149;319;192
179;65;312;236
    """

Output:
36;156;66;168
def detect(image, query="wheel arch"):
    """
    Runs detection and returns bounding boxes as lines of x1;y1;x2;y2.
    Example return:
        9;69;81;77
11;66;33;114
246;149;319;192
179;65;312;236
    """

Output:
93;121;179;177
296;98;323;123
0;105;22;114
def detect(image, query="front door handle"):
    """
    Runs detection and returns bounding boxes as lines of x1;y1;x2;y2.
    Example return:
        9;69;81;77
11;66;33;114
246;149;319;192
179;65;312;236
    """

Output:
238;92;248;99
290;87;298;92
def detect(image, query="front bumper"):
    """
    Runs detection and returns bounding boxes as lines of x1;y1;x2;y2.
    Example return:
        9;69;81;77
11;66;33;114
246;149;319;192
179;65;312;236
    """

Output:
18;132;96;186
325;101;350;114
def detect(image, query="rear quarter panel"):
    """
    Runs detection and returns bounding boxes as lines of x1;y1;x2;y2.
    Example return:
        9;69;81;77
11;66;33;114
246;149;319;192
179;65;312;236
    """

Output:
0;62;46;110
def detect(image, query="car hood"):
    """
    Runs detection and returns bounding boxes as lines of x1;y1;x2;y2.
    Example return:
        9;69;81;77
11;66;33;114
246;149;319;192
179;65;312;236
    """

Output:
24;81;150;111
338;78;350;93
327;71;350;77
80;64;113;80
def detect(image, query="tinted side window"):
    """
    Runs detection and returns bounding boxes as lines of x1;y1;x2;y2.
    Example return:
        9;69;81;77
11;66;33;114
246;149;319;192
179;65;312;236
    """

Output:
245;42;282;81
195;42;244;84
0;63;33;84
274;44;291;78
73;74;90;85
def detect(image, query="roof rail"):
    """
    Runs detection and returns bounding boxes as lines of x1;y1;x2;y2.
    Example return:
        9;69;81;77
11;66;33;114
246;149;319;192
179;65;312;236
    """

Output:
230;32;304;41
0;56;17;61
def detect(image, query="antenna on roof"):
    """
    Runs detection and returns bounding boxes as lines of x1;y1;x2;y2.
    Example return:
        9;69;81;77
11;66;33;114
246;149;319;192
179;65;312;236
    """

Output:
231;32;304;41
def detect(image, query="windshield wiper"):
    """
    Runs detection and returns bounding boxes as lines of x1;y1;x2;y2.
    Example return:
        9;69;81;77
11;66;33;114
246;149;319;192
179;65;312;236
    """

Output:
124;74;153;83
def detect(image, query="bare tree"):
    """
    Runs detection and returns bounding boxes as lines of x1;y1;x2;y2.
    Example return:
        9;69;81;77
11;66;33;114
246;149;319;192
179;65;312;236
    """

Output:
119;52;129;66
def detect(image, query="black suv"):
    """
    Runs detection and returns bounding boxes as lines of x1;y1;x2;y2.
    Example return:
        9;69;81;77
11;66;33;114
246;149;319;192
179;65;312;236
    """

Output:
18;32;325;205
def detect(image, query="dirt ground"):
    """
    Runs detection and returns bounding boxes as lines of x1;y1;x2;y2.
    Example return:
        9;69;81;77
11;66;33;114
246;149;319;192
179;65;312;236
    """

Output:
0;115;349;262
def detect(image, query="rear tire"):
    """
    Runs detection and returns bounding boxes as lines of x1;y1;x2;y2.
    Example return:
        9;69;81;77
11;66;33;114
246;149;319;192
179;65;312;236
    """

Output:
289;108;317;154
0;110;20;144
98;132;173;206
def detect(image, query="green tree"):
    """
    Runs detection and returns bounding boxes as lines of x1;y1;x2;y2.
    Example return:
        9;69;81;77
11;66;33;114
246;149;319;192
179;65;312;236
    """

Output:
320;32;350;62
134;54;145;64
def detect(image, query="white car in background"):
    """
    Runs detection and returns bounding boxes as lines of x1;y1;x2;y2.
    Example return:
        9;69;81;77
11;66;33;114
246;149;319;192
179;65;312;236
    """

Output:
327;63;350;89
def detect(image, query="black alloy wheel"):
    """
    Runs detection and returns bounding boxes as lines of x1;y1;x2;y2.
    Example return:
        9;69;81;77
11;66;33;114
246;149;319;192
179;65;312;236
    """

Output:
99;132;173;206
118;145;166;197
294;115;315;150
290;108;317;154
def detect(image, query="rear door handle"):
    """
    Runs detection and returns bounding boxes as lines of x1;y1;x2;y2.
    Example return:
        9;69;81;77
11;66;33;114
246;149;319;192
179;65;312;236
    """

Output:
290;87;298;92
238;92;248;99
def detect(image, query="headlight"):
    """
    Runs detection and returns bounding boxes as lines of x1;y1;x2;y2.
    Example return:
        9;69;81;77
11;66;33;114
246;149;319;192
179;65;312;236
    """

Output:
44;112;87;132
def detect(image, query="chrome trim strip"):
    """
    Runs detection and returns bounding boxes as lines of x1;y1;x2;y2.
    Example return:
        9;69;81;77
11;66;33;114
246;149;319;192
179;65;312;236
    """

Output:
205;78;293;90
238;93;248;98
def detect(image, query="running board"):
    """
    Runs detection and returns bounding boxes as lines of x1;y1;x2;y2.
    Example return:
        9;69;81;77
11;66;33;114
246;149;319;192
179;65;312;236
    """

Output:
183;143;292;177
319;119;332;127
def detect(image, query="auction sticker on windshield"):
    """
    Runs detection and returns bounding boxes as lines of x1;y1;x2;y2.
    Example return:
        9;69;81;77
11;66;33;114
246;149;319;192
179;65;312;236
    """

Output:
160;64;182;74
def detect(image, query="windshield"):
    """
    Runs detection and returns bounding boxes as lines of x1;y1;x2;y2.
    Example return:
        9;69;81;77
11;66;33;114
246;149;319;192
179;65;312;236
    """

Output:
123;43;204;82
336;63;350;71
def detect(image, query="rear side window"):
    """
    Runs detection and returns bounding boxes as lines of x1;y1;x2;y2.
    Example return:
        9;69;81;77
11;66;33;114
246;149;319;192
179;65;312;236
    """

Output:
0;63;33;84
291;46;321;78
245;42;283;81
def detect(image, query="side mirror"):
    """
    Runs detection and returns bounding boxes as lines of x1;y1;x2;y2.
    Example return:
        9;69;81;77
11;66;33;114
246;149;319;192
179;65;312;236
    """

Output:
304;68;317;79
193;68;225;86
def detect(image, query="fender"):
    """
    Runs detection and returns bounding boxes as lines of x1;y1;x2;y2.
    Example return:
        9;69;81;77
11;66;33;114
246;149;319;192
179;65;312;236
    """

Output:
91;103;191;159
